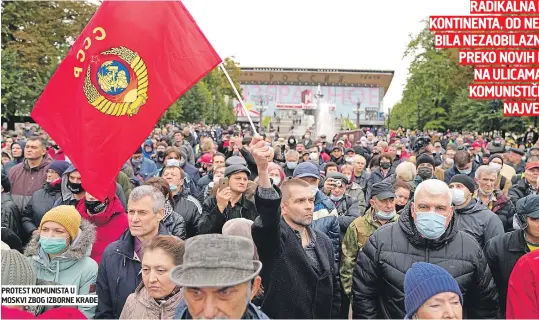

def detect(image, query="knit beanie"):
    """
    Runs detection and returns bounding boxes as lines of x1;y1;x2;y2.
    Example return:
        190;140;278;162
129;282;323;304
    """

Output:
49;160;70;176
39;206;81;241
449;174;476;193
488;154;504;166
1;249;37;286
404;262;463;318
416;154;435;168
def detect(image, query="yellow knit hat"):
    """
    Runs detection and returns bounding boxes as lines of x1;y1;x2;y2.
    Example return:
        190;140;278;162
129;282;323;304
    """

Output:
39;206;81;240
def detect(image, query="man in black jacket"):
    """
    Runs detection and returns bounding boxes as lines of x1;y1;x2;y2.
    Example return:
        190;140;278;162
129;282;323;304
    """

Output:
352;179;499;319
250;137;341;319
448;174;504;248
484;195;539;317
199;165;257;234
95;185;170;319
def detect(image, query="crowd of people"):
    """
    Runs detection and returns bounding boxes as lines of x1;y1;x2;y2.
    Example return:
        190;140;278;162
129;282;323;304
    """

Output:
1;120;539;319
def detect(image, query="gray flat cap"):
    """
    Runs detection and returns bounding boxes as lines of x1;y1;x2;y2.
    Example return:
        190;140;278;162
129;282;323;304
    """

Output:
170;234;262;287
225;164;251;178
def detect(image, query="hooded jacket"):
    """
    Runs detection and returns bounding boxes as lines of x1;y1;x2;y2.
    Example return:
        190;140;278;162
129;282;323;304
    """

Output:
24;220;98;319
455;198;504;248
351;205;499;319
58;165;127;210
8;153;53;212
311;190;340;264
1;193;20;237
21;181;62;237
95;224;170;319
77;195;129;264
120;282;183;319
2;141;26;175
141;139;154;159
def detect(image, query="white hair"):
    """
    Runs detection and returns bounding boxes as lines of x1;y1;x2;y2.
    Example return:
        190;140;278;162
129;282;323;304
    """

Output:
414;179;452;206
286;150;299;159
129;185;165;213
475;165;498;179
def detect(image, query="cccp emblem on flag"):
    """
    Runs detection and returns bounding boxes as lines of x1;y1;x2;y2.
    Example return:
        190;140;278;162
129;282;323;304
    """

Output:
31;0;222;201
83;47;148;117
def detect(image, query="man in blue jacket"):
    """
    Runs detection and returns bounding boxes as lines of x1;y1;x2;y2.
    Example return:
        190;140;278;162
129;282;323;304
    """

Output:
95;185;169;319
130;146;158;183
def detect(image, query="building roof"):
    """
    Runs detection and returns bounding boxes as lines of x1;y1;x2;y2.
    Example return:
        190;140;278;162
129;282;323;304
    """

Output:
239;67;394;97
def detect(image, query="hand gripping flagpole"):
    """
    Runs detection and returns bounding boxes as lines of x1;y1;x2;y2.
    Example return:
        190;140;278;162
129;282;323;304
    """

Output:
219;63;259;135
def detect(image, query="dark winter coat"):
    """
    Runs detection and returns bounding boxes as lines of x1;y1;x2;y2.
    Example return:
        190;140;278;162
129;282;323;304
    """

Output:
172;189;202;239
95;224;170;319
333;194;362;239
162;201;186;240
508;178;534;205
352;205;499;319
491;191;516;232
484;229;529;317
365;167;395;203
455;198;504;248
1;193;20;237
443;161;480;184
198;194;257;234
252;186;341;319
21;182;62;237
8;154;53;212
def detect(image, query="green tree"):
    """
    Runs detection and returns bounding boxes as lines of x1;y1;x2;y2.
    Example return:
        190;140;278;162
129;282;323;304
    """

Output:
1;1;97;117
162;57;239;125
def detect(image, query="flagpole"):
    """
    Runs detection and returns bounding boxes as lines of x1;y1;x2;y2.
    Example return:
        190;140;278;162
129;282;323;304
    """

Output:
219;63;258;135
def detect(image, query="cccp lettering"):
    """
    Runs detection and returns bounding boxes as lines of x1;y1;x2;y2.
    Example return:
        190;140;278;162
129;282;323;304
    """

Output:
74;26;107;78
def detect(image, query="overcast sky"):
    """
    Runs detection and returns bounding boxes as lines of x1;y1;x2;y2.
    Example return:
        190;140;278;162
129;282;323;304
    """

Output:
182;0;470;111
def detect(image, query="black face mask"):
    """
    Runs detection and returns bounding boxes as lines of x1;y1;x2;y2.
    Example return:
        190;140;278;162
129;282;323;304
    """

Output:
380;162;391;170
417;167;433;180
396;203;407;212
157;151;165;159
67;181;84;194
85;199;108;214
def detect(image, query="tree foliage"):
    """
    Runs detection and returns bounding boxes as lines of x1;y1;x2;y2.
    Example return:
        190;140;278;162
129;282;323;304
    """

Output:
148;57;240;126
390;19;530;132
1;1;98;117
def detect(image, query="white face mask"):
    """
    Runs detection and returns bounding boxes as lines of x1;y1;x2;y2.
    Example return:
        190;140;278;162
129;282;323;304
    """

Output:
311;186;319;196
489;162;502;172
309;152;319;161
450;188;467;205
272;177;281;186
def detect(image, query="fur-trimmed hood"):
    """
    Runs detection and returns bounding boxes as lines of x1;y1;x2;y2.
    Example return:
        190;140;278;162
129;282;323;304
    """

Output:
24;219;96;266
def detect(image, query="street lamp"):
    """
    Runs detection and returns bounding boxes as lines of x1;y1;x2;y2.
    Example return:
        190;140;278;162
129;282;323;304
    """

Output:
257;96;267;132
353;101;361;129
387;108;392;130
212;94;216;124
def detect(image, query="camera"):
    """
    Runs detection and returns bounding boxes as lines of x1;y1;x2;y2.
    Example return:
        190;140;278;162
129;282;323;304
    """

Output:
331;179;342;187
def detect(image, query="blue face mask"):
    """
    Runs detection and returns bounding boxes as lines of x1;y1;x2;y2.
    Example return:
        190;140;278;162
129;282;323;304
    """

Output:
414;210;448;240
458;167;472;175
39;236;68;254
169;184;178;192
376;209;396;220
286;162;298;170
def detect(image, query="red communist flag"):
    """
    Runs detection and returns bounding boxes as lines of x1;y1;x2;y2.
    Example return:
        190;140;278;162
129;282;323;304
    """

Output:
31;0;221;201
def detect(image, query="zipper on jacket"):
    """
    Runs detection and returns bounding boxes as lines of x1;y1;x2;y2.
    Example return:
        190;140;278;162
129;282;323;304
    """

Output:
425;247;430;263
